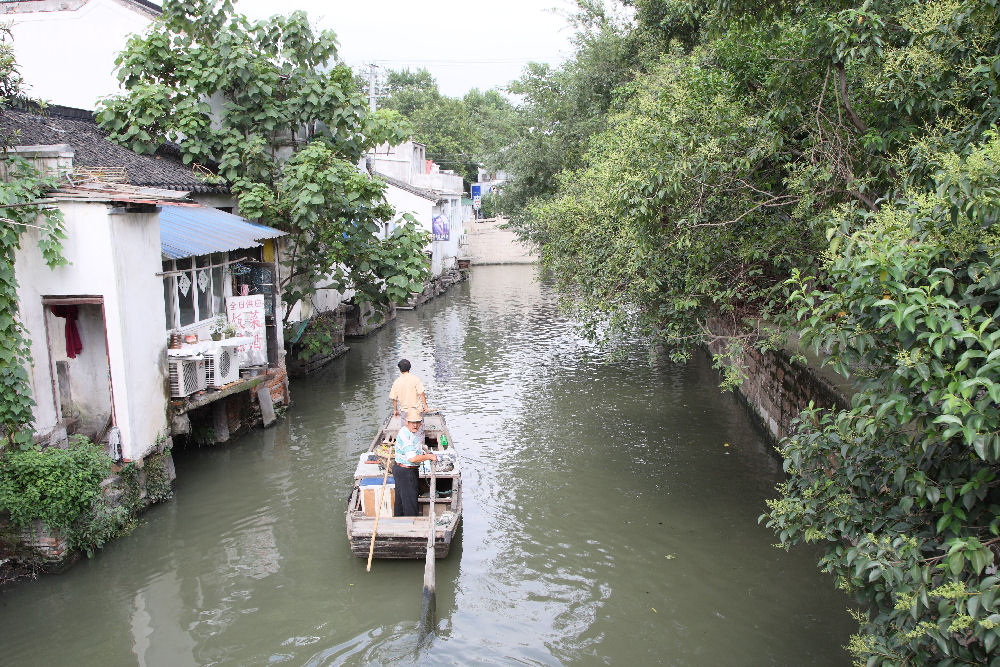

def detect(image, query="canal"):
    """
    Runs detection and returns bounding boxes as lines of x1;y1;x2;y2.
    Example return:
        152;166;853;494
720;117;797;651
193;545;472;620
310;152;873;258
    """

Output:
0;265;855;665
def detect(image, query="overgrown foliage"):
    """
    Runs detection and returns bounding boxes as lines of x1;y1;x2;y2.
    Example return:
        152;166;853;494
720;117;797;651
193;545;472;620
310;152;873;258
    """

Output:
0;29;66;448
502;0;1000;661
0;437;126;555
283;309;343;360
767;133;1000;664
98;0;430;321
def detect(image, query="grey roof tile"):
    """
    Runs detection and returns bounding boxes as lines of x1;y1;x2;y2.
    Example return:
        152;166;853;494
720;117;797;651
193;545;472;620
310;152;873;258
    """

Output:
377;172;441;202
2;103;230;194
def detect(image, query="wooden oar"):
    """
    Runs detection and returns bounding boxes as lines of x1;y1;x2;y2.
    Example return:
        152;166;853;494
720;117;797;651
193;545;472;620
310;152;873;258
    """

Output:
419;461;437;634
366;457;391;572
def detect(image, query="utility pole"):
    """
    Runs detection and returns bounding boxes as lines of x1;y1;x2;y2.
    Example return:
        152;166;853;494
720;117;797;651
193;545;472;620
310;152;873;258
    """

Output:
368;62;379;113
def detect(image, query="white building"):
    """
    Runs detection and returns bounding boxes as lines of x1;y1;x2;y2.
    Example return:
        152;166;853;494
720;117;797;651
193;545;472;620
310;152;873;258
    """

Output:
14;170;179;460
2;0;159;109
8;106;287;460
368;140;464;279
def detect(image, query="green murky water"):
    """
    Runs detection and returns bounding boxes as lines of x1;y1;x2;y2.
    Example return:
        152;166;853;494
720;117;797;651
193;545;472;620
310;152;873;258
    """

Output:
0;265;854;665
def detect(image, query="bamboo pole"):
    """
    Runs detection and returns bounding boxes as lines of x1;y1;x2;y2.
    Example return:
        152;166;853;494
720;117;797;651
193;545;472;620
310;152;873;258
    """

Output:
366;457;391;572
419;461;437;633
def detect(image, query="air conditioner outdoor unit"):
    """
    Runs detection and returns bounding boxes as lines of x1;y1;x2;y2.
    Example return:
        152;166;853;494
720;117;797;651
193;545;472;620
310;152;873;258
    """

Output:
204;345;239;388
169;358;207;398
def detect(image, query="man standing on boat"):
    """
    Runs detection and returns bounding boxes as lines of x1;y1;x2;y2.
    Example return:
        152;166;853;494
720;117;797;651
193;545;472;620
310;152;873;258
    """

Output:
394;408;438;516
390;359;428;440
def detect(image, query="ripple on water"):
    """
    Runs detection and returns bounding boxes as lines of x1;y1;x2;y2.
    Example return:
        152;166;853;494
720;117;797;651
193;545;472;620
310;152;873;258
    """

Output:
0;266;855;666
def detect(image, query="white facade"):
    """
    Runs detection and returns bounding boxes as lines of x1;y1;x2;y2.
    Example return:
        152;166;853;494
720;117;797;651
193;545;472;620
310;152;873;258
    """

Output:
369;141;466;278
413;170;464;197
383;183;436;239
16;199;169;461
369;140;427;183
429;196;462;276
4;0;157;109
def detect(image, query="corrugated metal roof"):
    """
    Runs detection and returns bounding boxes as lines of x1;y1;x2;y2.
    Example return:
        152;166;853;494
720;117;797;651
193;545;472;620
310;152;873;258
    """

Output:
160;205;286;260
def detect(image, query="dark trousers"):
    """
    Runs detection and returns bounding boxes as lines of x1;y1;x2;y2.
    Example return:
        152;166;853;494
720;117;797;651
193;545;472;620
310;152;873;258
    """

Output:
393;464;420;516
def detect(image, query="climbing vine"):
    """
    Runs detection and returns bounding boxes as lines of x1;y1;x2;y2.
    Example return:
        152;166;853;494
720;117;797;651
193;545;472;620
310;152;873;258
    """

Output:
0;30;66;448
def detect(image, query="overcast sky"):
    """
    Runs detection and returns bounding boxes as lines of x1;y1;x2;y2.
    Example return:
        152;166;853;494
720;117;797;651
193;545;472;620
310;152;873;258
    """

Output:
234;0;577;98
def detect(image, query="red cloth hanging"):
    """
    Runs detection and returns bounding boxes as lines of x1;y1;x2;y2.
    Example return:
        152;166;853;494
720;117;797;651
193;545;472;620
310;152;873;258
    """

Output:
50;305;83;359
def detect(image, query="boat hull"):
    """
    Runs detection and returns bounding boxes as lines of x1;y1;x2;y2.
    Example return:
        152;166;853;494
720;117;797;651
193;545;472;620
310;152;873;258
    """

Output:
348;519;461;559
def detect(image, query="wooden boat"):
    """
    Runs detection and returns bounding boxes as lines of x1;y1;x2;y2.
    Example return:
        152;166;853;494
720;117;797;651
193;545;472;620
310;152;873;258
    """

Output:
346;411;462;559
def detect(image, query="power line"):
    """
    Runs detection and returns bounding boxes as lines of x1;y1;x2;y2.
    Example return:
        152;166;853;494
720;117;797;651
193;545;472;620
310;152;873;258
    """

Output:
372;57;557;65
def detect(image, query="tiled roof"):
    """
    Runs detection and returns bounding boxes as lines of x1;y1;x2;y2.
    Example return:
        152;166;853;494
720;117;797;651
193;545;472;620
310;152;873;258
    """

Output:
129;0;163;16
377;172;440;203
1;104;230;194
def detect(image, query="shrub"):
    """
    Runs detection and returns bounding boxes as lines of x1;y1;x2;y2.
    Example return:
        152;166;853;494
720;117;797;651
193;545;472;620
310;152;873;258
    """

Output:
0;436;122;554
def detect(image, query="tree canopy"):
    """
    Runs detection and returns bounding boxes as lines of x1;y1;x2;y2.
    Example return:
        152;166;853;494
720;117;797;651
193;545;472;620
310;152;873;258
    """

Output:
378;67;512;186
98;0;431;319
500;0;1000;661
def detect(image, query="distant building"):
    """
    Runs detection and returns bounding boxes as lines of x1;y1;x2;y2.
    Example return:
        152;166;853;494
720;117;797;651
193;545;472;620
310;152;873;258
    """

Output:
1;0;160;109
367;140;464;281
472;167;509;218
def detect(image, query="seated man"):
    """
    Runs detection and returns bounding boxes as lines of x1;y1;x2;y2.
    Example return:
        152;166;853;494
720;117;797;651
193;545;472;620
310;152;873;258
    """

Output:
393;408;438;517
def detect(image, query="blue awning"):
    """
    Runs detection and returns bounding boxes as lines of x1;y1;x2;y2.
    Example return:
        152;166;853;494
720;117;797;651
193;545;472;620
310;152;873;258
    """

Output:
159;205;286;260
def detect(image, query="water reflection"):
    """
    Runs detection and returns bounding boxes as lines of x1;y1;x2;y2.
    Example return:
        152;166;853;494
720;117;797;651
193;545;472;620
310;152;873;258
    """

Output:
0;265;853;665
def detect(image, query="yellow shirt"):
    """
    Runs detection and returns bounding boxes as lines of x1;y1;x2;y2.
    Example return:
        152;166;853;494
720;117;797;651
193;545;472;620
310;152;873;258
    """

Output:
389;373;425;411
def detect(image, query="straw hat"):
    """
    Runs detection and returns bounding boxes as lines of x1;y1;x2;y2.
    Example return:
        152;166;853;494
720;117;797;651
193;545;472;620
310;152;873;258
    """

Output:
406;408;423;423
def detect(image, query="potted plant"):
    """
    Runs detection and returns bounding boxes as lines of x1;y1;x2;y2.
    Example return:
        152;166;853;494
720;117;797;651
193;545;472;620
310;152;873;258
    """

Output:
221;323;237;339
210;316;226;341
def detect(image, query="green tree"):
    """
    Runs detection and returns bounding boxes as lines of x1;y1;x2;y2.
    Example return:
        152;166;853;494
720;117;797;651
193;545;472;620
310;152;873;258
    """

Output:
497;1;667;213
770;133;1000;665
519;49;818;358
380;68;513;187
98;0;430;320
503;0;1000;661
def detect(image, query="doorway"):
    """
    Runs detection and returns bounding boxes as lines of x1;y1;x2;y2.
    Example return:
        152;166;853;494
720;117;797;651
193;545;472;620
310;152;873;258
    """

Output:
43;297;114;444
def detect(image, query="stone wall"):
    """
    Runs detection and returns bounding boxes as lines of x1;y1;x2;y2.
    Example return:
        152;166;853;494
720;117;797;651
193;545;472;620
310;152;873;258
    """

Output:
0;446;177;577
0;518;71;569
259;367;289;407
343;301;396;338
463;217;538;265
404;267;468;309
708;326;849;444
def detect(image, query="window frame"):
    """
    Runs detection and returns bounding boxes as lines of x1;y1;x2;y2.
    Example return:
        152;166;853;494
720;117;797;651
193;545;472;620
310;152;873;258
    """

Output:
161;252;234;332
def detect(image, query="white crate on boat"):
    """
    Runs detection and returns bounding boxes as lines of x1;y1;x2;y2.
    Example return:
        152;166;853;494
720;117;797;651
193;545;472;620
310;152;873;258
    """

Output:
361;477;394;517
354;452;384;478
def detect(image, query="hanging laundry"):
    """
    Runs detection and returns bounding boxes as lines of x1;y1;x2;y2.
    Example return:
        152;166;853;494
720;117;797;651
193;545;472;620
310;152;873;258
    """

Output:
50;305;83;359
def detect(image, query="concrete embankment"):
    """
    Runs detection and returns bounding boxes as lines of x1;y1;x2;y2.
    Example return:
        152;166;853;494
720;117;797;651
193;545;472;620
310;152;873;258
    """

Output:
463;217;538;265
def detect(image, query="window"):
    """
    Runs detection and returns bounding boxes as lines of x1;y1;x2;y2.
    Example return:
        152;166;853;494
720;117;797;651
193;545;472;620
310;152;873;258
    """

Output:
162;252;233;330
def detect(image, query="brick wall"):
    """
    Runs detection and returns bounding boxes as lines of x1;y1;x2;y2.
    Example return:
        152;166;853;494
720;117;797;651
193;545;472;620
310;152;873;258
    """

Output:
261;367;289;405
708;323;849;443
0;518;70;567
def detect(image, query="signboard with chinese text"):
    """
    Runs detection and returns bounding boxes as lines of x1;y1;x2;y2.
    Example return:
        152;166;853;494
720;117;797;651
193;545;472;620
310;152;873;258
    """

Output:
226;294;267;366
